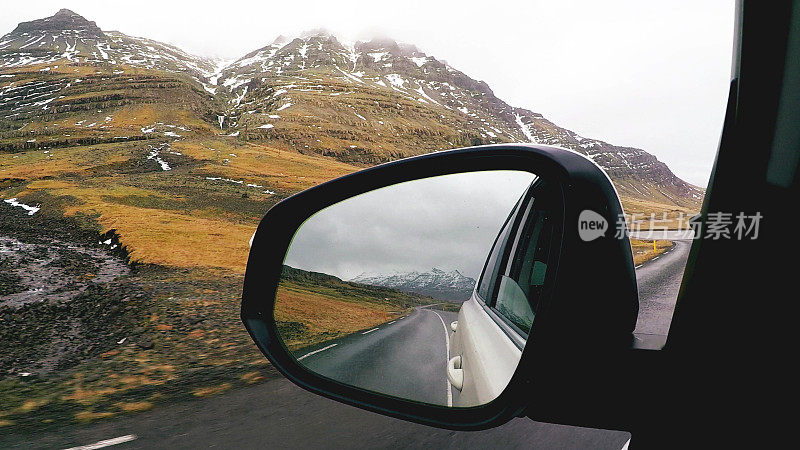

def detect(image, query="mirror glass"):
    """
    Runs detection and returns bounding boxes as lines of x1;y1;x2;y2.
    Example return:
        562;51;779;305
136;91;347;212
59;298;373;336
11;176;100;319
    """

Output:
275;170;538;407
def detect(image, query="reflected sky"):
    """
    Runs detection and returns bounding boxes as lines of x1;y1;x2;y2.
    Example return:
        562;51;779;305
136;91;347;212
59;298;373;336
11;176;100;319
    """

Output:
284;170;535;281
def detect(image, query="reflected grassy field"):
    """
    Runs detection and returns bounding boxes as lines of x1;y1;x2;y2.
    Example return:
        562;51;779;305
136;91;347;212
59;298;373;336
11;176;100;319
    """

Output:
275;266;435;351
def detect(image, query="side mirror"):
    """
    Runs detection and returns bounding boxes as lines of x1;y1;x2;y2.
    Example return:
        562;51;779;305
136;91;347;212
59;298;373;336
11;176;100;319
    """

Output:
241;144;638;430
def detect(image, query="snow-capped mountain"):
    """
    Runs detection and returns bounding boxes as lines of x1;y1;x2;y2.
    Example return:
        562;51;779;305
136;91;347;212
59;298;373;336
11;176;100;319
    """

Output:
351;268;476;302
214;31;702;207
0;9;222;84
0;10;703;210
0;10;227;153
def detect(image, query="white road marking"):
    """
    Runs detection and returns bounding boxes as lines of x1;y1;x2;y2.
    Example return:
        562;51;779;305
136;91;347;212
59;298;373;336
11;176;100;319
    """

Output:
387;320;396;324
361;327;379;335
621;438;631;450
430;310;453;407
64;435;137;450
637;246;675;269
297;343;337;361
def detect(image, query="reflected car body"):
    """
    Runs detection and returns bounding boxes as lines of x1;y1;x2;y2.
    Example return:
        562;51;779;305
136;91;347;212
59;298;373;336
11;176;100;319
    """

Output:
449;294;522;407
449;179;555;407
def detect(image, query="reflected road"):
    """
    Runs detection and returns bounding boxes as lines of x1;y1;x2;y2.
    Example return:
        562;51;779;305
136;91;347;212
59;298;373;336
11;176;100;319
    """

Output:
297;306;458;406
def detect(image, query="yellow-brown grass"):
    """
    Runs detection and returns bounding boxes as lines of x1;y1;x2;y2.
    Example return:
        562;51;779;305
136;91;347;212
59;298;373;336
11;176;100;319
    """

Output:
14;178;254;271
631;239;674;265
115;401;153;412
621;196;699;230
75;410;115;422
0;144;130;179
240;372;264;384
18;399;48;413
275;281;401;350
2;137;363;272
192;382;232;397
62;387;122;405
174;139;359;192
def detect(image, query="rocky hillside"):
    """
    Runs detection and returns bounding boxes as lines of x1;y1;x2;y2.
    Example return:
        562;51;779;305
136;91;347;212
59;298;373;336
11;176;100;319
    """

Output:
351;268;476;302
0;9;222;83
0;10;227;153
0;10;703;211
215;31;703;208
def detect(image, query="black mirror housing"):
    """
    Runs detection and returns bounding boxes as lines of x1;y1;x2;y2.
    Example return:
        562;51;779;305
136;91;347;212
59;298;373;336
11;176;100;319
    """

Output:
241;144;638;430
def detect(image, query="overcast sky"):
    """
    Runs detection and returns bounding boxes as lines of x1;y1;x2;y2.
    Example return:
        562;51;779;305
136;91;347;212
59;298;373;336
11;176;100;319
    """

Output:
3;1;735;186
284;171;534;280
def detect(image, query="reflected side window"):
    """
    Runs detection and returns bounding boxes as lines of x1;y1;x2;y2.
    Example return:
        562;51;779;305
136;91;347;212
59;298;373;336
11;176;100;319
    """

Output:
492;183;554;336
476;197;523;303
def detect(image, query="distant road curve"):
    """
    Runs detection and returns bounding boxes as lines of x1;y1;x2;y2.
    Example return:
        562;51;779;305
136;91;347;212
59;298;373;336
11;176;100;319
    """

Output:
630;230;694;336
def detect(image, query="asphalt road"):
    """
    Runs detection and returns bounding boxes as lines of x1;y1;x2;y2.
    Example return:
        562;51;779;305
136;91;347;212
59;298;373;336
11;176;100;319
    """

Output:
632;231;694;336
1;305;632;449
3;235;700;449
2;373;631;449
296;306;458;406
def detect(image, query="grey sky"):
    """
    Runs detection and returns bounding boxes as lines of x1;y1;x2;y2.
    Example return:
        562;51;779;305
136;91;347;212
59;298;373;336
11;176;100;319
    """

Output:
284;171;535;280
3;1;735;186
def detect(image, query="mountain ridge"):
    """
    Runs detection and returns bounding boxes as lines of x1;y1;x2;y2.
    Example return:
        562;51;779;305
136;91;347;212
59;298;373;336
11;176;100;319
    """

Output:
351;268;477;302
12;8;103;37
211;30;702;207
0;9;703;212
0;9;221;83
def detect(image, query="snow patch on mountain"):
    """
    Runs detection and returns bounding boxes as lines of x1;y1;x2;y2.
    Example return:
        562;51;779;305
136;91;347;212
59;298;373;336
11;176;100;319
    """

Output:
351;268;476;301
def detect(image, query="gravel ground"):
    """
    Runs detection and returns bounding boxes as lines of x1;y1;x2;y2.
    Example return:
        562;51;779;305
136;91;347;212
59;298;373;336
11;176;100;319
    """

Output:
0;202;276;433
1;202;147;379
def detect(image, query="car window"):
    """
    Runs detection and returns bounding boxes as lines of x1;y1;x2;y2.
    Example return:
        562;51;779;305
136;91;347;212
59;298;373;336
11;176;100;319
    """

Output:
492;184;554;335
494;275;535;334
476;197;523;302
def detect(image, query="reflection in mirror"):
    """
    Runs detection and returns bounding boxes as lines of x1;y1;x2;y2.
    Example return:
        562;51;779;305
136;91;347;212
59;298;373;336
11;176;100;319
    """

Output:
275;170;536;407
